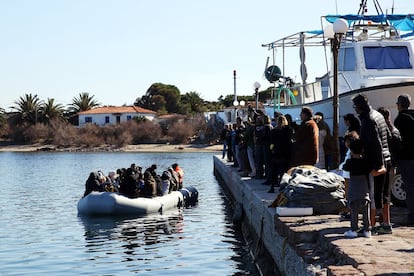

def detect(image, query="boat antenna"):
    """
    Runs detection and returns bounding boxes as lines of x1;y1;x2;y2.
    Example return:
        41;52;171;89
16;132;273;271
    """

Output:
335;0;338;14
358;0;367;15
372;0;385;15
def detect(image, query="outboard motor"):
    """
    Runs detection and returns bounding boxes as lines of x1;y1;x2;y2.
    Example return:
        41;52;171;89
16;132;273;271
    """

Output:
179;186;199;207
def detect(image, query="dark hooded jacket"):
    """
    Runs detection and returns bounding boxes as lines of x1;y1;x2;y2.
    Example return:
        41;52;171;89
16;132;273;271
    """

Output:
394;109;414;160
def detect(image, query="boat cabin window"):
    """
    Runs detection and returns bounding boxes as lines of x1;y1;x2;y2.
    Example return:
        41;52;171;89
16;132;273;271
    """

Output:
338;47;356;71
363;46;412;69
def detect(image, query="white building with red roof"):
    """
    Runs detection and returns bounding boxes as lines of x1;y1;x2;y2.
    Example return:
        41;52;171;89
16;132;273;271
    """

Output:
77;106;157;127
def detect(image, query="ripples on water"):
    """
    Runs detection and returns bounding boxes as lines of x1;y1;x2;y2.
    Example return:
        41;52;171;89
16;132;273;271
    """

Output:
0;152;259;275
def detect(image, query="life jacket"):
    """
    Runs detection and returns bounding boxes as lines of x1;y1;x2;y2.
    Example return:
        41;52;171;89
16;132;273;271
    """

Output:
174;166;184;189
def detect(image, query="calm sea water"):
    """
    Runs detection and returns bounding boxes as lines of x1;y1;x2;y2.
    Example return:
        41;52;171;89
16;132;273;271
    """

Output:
0;151;259;276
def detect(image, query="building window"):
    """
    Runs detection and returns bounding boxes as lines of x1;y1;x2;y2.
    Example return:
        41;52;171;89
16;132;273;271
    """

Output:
85;117;92;123
127;115;132;121
105;116;110;124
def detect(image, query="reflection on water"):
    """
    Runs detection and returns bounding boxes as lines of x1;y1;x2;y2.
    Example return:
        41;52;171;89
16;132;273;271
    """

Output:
80;209;184;253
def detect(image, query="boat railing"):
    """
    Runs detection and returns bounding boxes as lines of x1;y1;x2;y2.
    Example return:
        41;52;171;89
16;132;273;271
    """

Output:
294;82;323;104
273;81;322;111
326;72;353;96
273;72;354;110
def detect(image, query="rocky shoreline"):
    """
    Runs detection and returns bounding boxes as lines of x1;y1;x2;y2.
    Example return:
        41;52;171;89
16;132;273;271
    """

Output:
0;143;223;153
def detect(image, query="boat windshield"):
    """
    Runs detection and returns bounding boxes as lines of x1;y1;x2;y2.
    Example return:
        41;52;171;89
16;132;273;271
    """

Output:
339;47;356;71
363;46;412;69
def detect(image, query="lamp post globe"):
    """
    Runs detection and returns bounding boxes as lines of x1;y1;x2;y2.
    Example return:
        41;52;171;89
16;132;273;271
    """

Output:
333;18;348;34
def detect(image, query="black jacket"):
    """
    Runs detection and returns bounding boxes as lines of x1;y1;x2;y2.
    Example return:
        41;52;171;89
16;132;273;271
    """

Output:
394;109;414;160
359;108;391;170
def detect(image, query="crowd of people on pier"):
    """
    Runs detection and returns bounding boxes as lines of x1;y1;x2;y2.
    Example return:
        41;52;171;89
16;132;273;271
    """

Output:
220;93;414;237
82;163;184;199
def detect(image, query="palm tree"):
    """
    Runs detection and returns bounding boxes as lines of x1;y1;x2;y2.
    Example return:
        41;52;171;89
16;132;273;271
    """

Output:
11;93;42;125
40;98;66;124
181;91;205;113
68;92;100;114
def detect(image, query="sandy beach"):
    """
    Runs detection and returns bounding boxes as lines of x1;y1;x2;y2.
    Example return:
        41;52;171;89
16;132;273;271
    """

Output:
0;143;223;153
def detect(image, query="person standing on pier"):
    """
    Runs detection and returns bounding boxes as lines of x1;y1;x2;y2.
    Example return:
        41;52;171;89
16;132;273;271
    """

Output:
290;106;319;168
394;94;414;226
342;138;373;238
220;124;230;160
268;115;294;193
352;94;392;234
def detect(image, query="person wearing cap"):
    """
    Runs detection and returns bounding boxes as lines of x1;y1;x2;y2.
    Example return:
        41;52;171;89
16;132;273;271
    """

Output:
352;93;392;234
290;106;319;168
394;94;414;226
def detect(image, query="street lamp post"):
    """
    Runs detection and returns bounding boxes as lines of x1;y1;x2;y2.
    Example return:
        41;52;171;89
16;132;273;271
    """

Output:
233;100;245;122
253;81;261;110
330;18;348;168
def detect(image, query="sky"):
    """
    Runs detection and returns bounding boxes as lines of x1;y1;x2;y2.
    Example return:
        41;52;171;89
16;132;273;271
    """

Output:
1;0;412;111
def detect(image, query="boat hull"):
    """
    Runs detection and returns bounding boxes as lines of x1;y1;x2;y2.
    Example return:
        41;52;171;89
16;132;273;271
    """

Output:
265;82;414;135
77;187;198;216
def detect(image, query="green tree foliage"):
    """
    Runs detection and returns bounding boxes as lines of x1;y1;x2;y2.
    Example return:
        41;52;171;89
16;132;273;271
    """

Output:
220;94;254;107
135;83;182;114
40;98;66;124
11;93;43;125
260;86;273;102
69;92;100;114
181;91;205;113
151;95;167;114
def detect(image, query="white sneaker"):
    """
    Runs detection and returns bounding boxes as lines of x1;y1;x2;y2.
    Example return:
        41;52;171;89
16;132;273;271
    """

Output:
363;231;371;238
344;230;358;238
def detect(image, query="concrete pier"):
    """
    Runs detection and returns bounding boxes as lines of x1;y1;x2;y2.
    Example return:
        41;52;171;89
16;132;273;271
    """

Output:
213;155;414;276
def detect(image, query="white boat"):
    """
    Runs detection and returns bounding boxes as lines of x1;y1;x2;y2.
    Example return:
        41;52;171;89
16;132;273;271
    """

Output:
260;0;411;206
77;187;198;216
261;0;414;135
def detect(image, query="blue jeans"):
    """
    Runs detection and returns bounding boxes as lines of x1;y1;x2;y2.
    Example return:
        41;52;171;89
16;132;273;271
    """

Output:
398;159;414;222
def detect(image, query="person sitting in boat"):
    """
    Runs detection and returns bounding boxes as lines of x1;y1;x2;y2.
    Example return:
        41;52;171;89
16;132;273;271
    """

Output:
172;163;184;189
83;171;104;197
119;163;142;198
95;170;117;193
160;170;171;195
141;170;157;198
168;167;180;192
145;164;162;195
106;170;120;192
